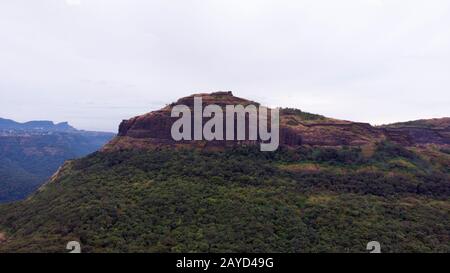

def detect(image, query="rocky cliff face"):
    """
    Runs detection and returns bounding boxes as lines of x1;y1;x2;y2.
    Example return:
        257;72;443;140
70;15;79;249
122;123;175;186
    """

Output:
104;92;450;151
379;118;450;146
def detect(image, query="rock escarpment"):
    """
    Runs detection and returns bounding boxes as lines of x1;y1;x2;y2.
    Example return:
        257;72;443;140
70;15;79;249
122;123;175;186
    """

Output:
380;118;450;146
104;91;450;151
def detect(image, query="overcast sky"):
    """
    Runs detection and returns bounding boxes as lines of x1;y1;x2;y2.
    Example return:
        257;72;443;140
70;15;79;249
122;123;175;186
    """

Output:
0;0;449;132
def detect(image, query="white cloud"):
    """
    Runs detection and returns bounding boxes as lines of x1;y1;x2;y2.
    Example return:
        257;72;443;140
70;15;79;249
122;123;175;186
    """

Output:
65;0;81;6
0;0;449;131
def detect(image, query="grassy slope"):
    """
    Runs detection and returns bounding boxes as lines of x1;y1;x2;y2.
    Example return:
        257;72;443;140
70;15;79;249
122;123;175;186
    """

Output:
0;143;449;253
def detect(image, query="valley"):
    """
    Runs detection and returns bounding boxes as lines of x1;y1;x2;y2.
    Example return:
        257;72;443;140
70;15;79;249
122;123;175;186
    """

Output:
0;118;115;203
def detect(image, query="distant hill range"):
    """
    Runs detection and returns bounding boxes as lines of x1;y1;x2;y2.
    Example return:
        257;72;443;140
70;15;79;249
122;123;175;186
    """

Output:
0;118;76;133
0;118;115;203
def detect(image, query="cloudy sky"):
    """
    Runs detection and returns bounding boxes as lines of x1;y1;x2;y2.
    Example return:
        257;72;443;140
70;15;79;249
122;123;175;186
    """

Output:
0;0;449;132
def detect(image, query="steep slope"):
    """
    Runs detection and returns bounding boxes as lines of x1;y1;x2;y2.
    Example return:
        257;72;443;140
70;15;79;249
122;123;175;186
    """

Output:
0;92;449;253
0;120;115;203
0;145;449;253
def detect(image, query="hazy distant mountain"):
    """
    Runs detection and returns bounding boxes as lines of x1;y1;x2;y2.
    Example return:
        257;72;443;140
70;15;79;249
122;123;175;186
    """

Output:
0;92;449;252
0;118;77;132
0;118;115;203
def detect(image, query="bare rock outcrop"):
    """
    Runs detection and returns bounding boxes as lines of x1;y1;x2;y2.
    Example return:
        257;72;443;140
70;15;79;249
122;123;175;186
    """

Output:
104;92;450;151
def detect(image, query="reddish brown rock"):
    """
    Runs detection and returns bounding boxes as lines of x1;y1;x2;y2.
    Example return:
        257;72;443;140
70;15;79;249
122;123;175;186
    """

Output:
380;118;450;146
104;92;450;151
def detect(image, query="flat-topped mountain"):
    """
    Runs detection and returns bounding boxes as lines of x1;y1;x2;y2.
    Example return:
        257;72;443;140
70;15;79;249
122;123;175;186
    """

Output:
0;118;76;133
105;91;450;151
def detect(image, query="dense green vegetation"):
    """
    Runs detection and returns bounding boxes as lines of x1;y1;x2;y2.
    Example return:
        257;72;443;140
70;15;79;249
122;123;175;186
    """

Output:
0;132;114;203
0;141;448;253
0;158;41;202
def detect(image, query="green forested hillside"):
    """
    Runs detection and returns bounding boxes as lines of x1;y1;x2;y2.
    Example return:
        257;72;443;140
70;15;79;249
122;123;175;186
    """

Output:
0;142;449;252
0;132;114;203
